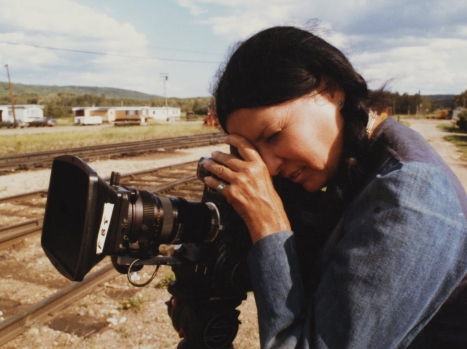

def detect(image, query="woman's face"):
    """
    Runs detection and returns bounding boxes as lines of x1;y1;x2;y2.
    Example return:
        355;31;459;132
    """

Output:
226;91;345;192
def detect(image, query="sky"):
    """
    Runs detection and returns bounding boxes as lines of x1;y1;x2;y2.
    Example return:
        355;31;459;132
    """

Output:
0;0;466;98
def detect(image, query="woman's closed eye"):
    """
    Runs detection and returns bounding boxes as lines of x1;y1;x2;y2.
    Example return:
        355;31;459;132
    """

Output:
266;130;281;143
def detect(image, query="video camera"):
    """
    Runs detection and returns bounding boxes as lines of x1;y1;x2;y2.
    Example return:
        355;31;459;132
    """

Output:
41;155;253;349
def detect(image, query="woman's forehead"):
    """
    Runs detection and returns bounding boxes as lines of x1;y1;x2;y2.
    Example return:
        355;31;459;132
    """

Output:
226;105;283;132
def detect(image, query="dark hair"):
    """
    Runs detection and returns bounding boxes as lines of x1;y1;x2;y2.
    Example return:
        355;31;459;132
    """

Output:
213;26;370;132
213;26;380;205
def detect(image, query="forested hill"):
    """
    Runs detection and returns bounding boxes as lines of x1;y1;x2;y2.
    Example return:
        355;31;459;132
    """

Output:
0;81;213;118
0;81;162;100
0;80;462;118
428;95;455;107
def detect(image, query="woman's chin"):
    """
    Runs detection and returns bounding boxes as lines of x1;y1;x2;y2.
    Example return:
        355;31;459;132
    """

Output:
301;179;326;193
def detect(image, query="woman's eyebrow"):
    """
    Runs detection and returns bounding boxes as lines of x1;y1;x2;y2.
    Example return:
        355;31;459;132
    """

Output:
254;125;271;143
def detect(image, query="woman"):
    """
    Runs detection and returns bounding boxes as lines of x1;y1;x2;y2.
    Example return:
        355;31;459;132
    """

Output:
202;26;467;348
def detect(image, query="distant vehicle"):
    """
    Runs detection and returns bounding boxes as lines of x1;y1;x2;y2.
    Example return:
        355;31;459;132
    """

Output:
0;119;28;128
28;117;57;127
44;118;57;126
17;119;29;128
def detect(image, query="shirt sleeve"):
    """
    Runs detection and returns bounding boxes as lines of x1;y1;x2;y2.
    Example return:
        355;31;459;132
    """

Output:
247;161;467;349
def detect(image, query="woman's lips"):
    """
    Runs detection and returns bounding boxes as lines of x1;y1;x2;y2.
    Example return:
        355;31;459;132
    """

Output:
289;167;304;182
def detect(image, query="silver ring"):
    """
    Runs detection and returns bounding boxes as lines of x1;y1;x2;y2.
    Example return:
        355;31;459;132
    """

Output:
217;183;225;191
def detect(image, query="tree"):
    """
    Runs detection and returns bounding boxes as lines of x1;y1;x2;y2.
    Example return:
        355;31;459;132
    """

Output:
420;96;433;114
456;110;467;131
453;90;467;109
399;93;411;114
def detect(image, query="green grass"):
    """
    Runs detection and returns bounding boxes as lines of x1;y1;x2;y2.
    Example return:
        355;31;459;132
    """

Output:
155;273;176;289
440;121;467;160
119;296;145;312
397;113;442;120
444;135;467;159
437;122;467;134
422;121;467;160
55;118;75;126
0;123;221;156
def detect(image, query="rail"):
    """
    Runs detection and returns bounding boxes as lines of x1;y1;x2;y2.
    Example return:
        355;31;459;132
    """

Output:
0;132;224;173
0;161;205;345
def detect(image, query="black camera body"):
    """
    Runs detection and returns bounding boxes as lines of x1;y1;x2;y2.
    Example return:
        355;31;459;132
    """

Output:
41;155;252;349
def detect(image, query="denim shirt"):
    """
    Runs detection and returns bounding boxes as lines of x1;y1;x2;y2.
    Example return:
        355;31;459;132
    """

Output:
247;118;467;349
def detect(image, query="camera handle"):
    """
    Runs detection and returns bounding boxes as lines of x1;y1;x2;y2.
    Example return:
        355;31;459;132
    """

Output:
116;255;182;287
118;255;243;348
167;295;241;349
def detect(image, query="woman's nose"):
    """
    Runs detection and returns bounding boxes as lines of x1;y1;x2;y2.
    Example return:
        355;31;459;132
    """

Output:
261;151;282;177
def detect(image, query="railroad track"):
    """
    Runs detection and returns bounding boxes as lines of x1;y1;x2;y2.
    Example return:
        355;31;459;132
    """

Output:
0;161;206;346
0;132;224;174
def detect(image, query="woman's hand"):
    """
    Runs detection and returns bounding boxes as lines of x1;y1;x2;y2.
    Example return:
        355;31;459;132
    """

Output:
203;134;291;243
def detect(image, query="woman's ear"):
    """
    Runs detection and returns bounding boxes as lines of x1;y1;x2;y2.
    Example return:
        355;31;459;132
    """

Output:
323;78;345;107
331;87;345;109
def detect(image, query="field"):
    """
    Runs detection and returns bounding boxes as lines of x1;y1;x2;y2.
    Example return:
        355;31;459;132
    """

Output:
0;123;219;156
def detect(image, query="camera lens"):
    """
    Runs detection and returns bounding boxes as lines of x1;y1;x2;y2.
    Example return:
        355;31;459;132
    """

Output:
126;190;221;253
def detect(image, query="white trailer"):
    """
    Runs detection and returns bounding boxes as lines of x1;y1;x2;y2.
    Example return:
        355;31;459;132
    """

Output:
0;104;44;123
74;116;103;125
147;107;181;122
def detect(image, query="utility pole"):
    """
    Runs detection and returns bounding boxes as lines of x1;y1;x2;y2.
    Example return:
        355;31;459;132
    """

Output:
5;64;17;128
160;73;168;120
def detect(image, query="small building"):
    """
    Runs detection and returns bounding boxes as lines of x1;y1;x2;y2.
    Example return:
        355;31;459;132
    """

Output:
73;107;113;123
452;107;466;121
72;106;181;125
147;107;181;122
0;104;44;123
0;106;8;122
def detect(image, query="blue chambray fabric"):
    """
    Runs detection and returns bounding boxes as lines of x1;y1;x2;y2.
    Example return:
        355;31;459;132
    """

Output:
247;120;467;349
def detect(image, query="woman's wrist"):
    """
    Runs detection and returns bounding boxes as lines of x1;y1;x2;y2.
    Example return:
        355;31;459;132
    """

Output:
248;219;291;244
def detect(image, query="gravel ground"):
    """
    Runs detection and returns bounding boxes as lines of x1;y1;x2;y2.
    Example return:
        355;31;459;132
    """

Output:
407;119;467;186
2;118;467;349
0;144;229;199
1;142;262;349
0;141;259;349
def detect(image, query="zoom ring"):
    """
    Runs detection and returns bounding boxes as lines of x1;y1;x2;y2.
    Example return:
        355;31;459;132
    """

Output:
140;190;156;232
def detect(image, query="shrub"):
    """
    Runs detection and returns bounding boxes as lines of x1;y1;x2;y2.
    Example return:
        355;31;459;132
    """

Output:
119;296;145;312
457;110;467;131
436;110;449;119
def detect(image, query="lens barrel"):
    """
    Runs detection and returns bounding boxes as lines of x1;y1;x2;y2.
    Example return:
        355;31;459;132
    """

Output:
125;190;221;254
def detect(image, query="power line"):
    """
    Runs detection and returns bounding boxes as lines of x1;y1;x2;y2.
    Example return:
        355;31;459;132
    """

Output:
0;40;221;64
1;24;225;56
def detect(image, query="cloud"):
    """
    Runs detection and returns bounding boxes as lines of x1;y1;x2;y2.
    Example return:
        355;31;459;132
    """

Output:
354;36;467;93
181;0;467;94
0;0;158;93
0;0;465;96
181;0;313;41
0;0;147;44
176;0;208;15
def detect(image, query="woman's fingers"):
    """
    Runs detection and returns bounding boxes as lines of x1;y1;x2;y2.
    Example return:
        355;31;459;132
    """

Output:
201;134;291;242
224;134;263;163
203;175;230;195
202;157;237;184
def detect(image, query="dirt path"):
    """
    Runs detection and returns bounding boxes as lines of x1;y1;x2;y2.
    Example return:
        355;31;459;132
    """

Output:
407;118;467;189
